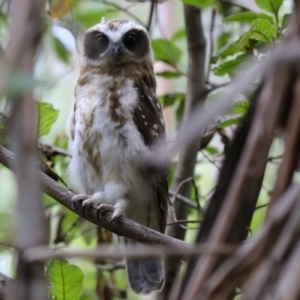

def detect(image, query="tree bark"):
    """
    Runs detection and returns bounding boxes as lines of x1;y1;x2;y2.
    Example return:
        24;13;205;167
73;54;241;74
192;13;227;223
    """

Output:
0;144;191;251
159;5;207;299
0;272;15;300
6;0;48;299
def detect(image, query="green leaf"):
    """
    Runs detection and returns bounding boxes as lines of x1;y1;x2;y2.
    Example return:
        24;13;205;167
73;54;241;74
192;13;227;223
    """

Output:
204;146;219;155
181;0;215;8
212;54;249;76
159;93;185;108
255;0;283;14
47;259;84;300
171;29;186;42
37;102;59;137
237;29;255;50
156;71;183;78
0;213;14;242
215;30;252;60
224;12;273;24
281;14;291;29
176;100;185;123
79;289;99;300
250;19;277;41
213;42;239;61
73;10;116;27
152;39;182;65
230;101;250;115
217;117;243;128
54;209;80;243
216;32;231;52
53;37;70;63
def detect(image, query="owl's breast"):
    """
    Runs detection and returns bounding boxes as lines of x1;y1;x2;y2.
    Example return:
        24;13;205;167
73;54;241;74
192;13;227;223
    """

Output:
68;75;150;194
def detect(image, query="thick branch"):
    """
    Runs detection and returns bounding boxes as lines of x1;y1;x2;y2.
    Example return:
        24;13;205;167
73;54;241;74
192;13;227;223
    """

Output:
182;65;291;300
7;0;48;299
162;4;207;299
0;145;191;250
199;183;300;300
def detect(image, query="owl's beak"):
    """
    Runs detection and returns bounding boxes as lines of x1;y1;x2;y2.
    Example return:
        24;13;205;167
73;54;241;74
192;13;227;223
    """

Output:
110;43;122;62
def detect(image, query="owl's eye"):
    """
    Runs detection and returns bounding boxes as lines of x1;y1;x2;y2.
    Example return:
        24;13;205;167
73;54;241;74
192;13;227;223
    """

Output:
124;34;137;50
96;34;109;49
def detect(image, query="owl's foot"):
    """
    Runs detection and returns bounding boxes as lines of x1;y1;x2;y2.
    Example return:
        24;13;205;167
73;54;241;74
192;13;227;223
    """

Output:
71;192;106;217
97;199;127;224
72;193;127;223
71;194;87;211
110;199;127;224
96;203;114;221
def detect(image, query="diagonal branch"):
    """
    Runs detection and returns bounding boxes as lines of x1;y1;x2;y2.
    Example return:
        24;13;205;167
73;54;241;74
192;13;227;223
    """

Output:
0;144;191;250
182;64;291;300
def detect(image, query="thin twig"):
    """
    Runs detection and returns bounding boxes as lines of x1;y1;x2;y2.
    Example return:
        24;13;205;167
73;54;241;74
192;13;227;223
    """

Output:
202;151;222;171
96;262;125;271
99;0;146;27
170;177;194;230
218;0;250;11
205;81;232;94
255;203;269;211
167;219;202;228
40;143;71;157
169;190;202;212
206;8;216;81
146;0;156;32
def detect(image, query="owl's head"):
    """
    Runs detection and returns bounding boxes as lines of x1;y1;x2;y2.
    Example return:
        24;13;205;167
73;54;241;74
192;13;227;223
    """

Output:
82;19;153;67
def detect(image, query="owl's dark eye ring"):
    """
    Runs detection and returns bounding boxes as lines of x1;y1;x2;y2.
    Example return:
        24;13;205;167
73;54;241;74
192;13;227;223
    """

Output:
96;34;109;49
124;34;137;50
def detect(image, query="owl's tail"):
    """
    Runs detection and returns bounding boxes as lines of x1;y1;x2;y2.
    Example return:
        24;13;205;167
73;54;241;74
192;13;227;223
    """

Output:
126;240;165;294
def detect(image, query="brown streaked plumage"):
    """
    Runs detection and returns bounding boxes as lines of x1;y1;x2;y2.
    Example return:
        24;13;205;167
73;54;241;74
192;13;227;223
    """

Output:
67;19;169;295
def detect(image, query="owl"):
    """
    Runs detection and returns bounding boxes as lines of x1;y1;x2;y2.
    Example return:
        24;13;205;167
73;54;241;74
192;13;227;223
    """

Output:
67;19;169;294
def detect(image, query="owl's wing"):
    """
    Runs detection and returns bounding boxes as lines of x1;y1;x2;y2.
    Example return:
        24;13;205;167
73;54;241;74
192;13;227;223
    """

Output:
133;79;169;233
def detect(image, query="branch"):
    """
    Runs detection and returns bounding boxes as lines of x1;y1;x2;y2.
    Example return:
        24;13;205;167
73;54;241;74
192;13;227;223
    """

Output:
206;8;216;81
0;272;15;300
169;190;203;213
199;184;300;299
0;144;191;250
22;244;235;263
205;81;232;94
6;0;48;299
161;4;207;299
146;0;156;32
40;143;71;158
99;0;146;27
182;59;291;300
165;40;300;163
266;76;300;216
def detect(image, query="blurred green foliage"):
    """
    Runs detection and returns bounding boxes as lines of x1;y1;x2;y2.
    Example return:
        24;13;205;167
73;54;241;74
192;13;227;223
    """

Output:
0;0;291;299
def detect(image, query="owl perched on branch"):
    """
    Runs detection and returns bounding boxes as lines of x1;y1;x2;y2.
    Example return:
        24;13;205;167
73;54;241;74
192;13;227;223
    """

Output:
67;19;169;294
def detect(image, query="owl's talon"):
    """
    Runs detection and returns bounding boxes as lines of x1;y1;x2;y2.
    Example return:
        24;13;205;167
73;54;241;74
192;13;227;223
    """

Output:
81;202;90;218
109;215;119;225
96;203;114;220
71;194;89;211
110;208;124;224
